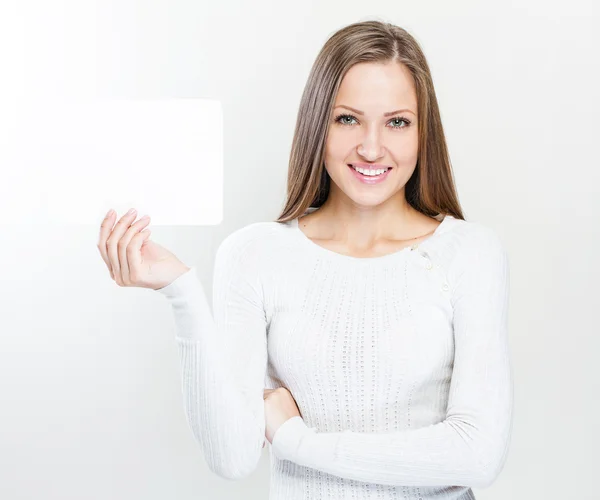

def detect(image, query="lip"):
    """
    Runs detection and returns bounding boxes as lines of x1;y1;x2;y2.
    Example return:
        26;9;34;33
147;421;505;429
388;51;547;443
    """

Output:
348;162;393;170
347;163;392;184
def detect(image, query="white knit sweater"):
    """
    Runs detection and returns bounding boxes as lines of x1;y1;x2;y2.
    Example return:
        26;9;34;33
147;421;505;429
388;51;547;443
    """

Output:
156;208;513;500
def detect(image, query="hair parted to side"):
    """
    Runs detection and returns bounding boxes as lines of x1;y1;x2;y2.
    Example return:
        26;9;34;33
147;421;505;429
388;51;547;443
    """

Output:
274;19;465;223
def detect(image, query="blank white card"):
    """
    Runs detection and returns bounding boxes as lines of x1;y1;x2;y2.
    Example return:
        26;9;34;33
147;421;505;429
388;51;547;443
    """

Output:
0;98;223;226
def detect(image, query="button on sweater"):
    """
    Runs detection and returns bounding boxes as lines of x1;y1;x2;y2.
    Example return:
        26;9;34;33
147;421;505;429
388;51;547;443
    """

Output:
156;208;513;500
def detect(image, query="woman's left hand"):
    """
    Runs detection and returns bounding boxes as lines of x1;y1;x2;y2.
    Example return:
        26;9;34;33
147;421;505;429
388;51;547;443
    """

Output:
263;387;302;447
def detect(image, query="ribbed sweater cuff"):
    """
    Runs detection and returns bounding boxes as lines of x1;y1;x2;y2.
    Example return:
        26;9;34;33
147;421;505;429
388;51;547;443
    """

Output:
155;266;199;298
272;416;340;468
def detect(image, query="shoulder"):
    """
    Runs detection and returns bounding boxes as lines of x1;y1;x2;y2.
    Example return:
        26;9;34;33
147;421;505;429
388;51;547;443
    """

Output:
448;218;507;254
439;217;509;282
216;220;291;263
427;216;508;275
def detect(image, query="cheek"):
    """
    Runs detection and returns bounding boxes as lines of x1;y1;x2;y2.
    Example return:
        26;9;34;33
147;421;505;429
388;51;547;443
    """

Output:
324;130;353;157
389;131;419;159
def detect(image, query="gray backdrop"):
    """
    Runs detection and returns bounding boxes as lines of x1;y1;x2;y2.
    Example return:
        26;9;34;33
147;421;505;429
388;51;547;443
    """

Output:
1;0;598;499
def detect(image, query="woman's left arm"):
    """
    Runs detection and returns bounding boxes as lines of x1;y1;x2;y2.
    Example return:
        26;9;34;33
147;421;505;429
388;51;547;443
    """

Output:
271;226;513;489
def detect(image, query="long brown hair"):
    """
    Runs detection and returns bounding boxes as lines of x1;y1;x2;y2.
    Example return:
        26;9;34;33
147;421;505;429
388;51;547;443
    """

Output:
274;19;465;223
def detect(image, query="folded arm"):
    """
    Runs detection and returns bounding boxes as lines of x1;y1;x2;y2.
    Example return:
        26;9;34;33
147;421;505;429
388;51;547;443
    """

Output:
271;226;513;488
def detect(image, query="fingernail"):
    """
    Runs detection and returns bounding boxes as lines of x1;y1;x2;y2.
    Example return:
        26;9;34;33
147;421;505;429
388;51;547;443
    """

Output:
126;208;136;215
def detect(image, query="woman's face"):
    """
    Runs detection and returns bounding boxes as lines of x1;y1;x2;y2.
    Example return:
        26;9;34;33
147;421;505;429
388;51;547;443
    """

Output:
323;61;419;208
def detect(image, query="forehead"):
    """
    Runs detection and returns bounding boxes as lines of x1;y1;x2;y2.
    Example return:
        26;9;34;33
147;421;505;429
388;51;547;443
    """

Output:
334;62;417;111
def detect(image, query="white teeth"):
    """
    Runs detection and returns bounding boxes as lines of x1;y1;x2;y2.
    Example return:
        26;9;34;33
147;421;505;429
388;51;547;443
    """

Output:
351;165;389;176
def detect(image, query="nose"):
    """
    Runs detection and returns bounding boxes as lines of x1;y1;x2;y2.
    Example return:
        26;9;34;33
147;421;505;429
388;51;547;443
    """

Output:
357;128;385;161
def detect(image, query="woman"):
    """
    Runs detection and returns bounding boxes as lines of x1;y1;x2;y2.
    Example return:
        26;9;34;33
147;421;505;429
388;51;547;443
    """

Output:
97;20;512;500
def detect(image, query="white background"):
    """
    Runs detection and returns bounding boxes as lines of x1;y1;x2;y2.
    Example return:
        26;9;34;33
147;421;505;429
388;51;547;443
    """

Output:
0;0;598;499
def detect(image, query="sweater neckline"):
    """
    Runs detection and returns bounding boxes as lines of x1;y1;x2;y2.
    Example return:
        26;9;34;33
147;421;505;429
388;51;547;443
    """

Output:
291;209;455;264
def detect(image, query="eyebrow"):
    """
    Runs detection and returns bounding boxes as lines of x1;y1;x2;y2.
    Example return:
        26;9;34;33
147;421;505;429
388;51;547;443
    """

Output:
333;105;417;117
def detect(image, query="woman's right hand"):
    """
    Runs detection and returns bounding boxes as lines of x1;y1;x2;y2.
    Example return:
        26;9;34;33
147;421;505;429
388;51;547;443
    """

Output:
97;208;190;290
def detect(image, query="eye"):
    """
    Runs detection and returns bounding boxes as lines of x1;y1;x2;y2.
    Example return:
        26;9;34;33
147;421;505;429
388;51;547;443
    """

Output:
333;113;411;130
389;116;411;128
334;113;358;126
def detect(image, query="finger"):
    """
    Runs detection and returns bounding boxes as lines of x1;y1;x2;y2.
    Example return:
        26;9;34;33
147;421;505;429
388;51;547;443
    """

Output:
97;209;116;275
118;215;151;284
106;209;138;284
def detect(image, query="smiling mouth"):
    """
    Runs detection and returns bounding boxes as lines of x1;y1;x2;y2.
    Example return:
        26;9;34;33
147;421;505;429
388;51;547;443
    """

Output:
348;164;391;176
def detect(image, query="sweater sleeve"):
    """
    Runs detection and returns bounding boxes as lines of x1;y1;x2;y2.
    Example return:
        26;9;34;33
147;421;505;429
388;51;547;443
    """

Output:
155;230;268;480
271;226;513;489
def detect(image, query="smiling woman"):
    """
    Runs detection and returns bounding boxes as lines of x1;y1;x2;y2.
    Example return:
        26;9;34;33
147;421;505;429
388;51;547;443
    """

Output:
156;18;512;500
